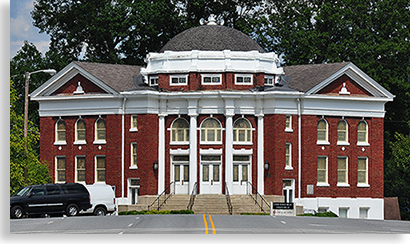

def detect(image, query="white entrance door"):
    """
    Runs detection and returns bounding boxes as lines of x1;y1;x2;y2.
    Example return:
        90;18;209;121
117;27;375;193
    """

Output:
232;155;251;194
200;155;222;194
283;179;294;203
172;155;189;194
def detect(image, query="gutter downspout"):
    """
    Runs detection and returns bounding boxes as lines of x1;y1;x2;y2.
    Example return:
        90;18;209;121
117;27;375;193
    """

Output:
121;97;127;202
297;98;302;204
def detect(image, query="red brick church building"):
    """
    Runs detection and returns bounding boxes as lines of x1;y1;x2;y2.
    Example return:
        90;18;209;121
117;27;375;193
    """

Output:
31;17;393;219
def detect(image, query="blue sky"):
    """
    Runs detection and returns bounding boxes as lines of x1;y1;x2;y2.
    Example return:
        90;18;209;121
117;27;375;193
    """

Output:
10;0;51;58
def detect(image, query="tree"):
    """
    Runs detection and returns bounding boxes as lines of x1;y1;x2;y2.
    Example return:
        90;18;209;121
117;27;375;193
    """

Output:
10;79;52;195
385;131;410;220
31;0;266;65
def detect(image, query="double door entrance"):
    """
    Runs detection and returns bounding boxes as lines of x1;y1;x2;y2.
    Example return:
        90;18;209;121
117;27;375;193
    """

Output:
200;155;222;194
171;154;251;195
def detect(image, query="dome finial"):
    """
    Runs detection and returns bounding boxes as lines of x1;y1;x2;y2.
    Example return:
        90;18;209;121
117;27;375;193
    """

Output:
207;14;217;25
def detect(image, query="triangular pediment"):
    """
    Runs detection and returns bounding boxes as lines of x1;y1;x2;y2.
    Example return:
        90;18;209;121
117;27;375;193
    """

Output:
306;63;394;99
31;62;119;98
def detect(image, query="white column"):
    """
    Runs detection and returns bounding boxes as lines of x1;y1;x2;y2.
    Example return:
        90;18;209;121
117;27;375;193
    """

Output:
158;115;165;195
187;98;199;194
257;115;264;195
225;115;233;192
189;115;197;194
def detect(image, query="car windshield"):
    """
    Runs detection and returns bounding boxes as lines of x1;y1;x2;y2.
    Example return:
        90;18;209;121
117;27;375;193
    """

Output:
12;186;31;196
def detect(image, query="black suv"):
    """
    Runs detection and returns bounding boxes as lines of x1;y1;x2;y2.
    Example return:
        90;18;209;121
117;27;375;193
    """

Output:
10;183;92;219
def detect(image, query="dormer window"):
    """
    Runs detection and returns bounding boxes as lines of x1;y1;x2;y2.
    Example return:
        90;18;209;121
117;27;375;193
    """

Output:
202;74;222;85
150;76;159;86
170;75;188;85
235;74;253;85
264;76;274;86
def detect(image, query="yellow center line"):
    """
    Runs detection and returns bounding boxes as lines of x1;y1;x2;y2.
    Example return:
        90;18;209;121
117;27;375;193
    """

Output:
203;214;216;234
203;214;208;234
208;214;216;234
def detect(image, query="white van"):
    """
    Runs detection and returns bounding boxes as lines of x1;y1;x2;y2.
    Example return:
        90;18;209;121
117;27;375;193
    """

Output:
81;184;116;216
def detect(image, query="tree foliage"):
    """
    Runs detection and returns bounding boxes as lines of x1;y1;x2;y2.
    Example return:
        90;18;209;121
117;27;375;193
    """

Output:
10;80;52;195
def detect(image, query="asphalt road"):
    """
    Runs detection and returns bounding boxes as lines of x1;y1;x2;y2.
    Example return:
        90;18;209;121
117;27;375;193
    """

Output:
9;214;410;234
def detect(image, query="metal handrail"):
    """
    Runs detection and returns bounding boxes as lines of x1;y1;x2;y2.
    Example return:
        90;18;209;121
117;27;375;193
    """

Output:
148;181;175;211
246;181;270;213
225;183;233;215
187;182;198;210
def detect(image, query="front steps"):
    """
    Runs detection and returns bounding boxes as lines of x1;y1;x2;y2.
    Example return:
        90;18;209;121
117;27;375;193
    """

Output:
118;194;284;215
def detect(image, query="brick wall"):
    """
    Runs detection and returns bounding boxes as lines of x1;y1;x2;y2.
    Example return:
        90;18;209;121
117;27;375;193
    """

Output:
39;113;159;198
300;115;384;198
157;73;264;92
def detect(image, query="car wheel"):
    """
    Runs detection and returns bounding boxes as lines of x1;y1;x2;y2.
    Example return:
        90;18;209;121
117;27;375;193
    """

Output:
11;205;24;219
66;204;79;217
94;207;107;216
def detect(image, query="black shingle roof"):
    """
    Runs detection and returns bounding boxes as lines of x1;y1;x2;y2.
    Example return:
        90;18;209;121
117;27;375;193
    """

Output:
160;25;265;53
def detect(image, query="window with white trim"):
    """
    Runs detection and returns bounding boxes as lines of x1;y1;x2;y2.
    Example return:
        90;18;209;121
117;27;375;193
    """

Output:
317;156;328;185
171;118;189;143
55;119;66;143
337;157;349;186
75;118;86;143
317;119;329;144
56;156;66;183
170;75;188;85
96;156;106;182
285;115;293;132
200;118;222;143
149;76;158;86
95;117;106;143
337;119;349;144
131;143;137;167
76;156;86;182
202;74;222;85
358;157;368;186
130;115;138;132
357;120;368;145
233;118;252;143
285;143;292;169
264;75;274;86
235;74;253;85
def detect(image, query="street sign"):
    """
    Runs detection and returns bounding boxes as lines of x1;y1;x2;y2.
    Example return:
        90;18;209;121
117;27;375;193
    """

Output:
271;203;294;209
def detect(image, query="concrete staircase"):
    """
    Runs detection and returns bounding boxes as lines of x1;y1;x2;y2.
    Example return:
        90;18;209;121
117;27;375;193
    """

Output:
191;194;231;215
118;194;284;215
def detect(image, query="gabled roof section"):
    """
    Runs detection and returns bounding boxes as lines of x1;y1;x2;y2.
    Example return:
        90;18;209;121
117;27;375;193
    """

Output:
284;62;394;99
31;61;143;98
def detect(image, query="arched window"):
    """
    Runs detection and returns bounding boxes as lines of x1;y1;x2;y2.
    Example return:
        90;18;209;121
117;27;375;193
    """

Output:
171;118;189;142
76;118;86;142
200;118;222;143
337;119;348;143
95;117;106;141
56;119;66;142
357;120;368;144
233;118;252;142
317;119;328;143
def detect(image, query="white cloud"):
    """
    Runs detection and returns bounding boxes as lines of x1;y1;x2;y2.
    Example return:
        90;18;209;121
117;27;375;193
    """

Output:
10;0;50;58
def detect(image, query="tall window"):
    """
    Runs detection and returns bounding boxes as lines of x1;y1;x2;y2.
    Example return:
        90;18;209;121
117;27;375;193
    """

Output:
76;118;86;142
95;117;106;142
357;120;368;144
171;118;189;143
317;156;328;185
286;143;292;169
131;143;137;167
96;156;106;182
317;119;328;143
358;157;368;186
285;115;293;132
56;157;66;182
56;119;66;143
233;118;251;143
130;115;138;131
76;156;86;182
337;119;348;144
337;157;348;185
200;118;222;143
